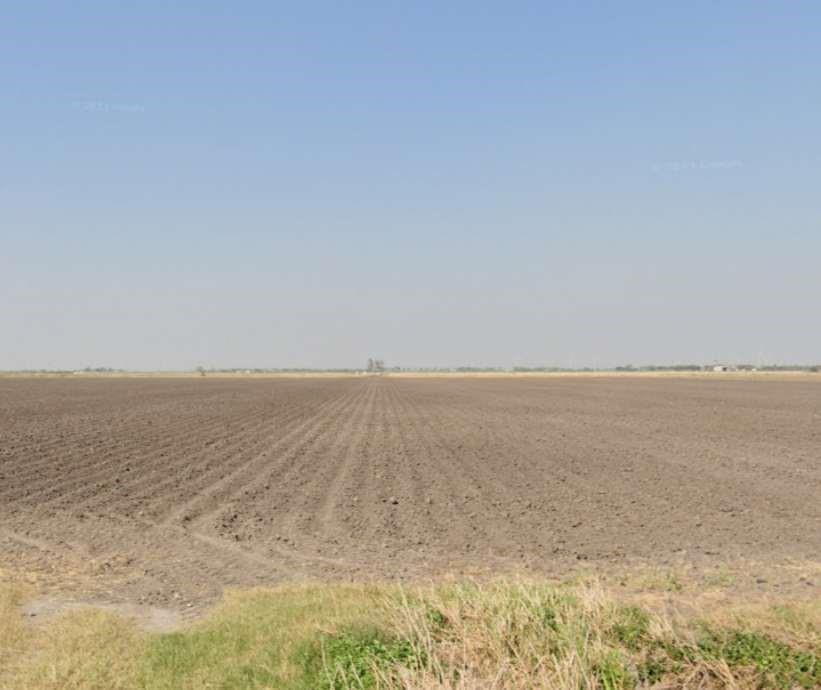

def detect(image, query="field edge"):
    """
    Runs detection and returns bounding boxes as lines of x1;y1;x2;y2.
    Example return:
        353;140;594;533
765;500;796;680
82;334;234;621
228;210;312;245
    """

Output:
2;574;819;689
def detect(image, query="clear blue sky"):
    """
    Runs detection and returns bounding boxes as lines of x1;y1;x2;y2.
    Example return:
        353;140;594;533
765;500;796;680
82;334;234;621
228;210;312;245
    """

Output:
2;1;819;369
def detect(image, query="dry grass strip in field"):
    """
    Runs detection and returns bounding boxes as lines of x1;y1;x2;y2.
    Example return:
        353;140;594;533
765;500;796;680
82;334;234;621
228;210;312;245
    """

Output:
1;576;819;690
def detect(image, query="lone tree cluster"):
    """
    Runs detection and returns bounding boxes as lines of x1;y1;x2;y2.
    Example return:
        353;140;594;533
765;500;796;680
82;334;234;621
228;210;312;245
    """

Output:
366;358;385;373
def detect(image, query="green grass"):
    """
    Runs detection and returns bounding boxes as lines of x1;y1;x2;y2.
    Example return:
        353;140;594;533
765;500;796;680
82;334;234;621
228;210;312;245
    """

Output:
1;579;818;689
295;626;422;690
695;627;818;688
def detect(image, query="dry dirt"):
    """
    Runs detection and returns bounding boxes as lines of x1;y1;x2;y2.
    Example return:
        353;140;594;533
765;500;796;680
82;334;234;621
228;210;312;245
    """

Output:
1;375;819;615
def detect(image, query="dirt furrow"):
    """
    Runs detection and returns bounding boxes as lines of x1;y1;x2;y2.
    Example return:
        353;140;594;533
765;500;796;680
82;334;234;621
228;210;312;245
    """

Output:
175;382;368;530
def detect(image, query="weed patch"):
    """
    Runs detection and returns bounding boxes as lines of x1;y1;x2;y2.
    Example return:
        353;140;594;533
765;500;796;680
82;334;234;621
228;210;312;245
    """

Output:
1;579;818;689
296;626;422;689
696;627;819;688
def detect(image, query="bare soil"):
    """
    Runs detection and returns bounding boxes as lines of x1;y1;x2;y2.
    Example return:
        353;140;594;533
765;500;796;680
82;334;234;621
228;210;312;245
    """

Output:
1;376;819;614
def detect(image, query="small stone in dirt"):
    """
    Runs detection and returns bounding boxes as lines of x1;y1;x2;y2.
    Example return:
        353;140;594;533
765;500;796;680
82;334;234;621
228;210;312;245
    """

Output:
389;496;399;505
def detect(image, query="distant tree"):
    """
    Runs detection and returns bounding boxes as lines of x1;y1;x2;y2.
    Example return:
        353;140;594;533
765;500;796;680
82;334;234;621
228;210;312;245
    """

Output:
366;358;387;372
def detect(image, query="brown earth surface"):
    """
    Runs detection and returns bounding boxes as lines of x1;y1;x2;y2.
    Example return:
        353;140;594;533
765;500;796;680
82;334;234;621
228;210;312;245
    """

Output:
1;375;819;616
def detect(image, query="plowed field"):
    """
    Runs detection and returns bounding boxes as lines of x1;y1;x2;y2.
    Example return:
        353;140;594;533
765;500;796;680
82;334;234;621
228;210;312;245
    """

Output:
1;376;819;610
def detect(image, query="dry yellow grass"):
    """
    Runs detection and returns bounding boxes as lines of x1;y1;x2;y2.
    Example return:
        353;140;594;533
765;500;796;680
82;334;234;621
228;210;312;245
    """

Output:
379;579;819;689
0;583;30;685
1;576;818;689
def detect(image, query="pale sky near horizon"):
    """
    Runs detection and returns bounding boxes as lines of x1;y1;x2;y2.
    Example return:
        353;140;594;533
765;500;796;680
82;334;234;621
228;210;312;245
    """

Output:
2;2;819;370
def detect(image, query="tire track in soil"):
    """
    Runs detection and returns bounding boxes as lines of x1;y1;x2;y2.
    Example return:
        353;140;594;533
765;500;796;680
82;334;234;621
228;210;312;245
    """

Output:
0;524;96;580
289;379;398;569
116;388;352;521
199;382;374;566
3;376;819;608
222;379;375;572
1;381;365;592
170;381;368;530
239;381;373;526
178;384;372;577
0;527;66;555
182;526;357;576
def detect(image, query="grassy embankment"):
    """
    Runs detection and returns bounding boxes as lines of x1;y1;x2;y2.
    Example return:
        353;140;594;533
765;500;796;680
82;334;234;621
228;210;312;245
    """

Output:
1;578;818;689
